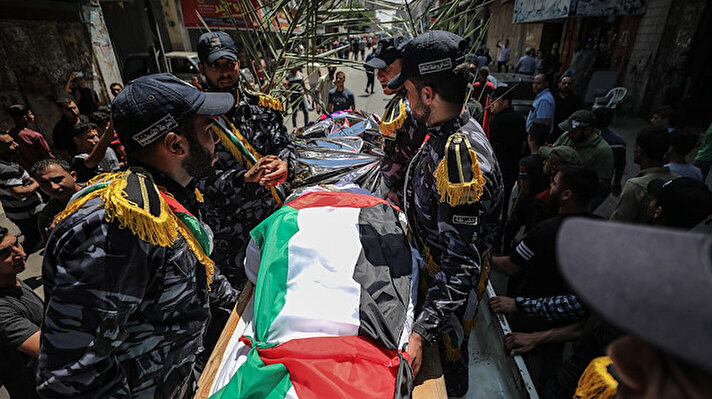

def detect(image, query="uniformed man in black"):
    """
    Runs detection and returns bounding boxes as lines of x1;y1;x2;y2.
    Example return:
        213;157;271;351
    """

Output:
364;36;427;206
39;73;237;398
195;31;296;291
388;31;504;396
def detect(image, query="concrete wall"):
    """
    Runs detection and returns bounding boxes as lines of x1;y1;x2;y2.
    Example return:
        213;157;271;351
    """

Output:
486;1;544;69
621;0;672;114
0;19;98;137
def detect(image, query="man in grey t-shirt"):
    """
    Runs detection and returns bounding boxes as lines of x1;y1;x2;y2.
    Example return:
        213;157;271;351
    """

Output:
327;71;356;113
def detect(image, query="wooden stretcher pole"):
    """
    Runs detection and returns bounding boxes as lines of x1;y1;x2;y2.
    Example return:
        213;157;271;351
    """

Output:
194;283;254;399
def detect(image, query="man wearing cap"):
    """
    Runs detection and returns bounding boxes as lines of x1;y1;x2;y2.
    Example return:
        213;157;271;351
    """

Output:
557;218;712;398
365;35;427;205
388;30;503;396
195;31;296;290
610;127;678;224
553;109;613;192
524;145;583;230
38;73;241;398
646;177;712;228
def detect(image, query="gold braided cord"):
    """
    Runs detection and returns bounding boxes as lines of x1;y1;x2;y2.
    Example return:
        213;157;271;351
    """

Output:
216;118;284;207
222;118;261;167
434;135;487;207
380;100;407;138
442;333;462;362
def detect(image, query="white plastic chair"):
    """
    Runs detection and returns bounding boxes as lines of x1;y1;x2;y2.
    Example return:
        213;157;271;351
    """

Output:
592;87;628;110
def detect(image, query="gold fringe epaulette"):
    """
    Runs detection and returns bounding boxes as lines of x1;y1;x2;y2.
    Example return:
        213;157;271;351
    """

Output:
434;133;487;207
244;87;284;112
54;171;179;247
380;98;407;138
574;357;618;399
53;170;215;286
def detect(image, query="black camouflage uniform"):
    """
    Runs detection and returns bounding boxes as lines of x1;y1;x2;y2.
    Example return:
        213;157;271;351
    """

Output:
393;30;503;396
38;74;237;398
39;166;237;398
197;88;296;291
405;112;503;394
380;90;427;198
195;31;296;292
365;36;427;201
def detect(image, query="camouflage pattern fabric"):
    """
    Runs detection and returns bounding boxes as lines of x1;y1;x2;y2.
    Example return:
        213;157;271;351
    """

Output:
404;111;503;344
38;167;236;398
197;88;296;291
380;90;427;195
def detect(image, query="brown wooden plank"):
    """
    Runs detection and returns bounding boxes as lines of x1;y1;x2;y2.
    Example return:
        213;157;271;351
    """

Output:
194;282;254;399
413;343;448;399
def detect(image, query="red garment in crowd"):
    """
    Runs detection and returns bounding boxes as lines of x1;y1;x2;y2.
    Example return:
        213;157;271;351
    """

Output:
7;127;53;172
472;80;495;108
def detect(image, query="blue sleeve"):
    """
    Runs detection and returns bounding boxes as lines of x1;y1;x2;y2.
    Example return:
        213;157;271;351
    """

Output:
535;97;555;122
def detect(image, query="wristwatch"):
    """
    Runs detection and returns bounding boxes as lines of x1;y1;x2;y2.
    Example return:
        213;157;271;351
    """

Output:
515;296;525;311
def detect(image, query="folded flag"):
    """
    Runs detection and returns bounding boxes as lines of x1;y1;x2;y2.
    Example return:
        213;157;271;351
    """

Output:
209;190;418;399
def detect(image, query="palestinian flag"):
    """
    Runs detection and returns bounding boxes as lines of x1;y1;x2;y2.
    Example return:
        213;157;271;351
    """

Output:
209;190;417;399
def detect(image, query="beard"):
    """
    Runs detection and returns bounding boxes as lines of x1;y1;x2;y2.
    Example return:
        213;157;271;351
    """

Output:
182;131;215;179
411;94;431;124
206;74;238;93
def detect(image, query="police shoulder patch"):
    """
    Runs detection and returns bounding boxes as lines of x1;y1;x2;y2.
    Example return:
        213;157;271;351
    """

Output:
433;132;487;207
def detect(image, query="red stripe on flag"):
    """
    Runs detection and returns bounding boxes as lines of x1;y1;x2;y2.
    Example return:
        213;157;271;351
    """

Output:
287;191;399;211
243;335;407;399
159;191;193;217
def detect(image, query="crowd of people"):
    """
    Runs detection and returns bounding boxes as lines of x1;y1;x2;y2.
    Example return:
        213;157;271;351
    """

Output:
1;26;711;399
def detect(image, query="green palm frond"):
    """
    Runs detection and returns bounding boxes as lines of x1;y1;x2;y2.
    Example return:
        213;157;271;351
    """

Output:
198;0;490;109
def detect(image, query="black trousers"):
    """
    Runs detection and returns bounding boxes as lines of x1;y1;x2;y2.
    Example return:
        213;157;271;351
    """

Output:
366;72;375;93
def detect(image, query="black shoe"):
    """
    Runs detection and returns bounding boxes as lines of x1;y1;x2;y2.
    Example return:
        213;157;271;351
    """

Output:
443;362;469;397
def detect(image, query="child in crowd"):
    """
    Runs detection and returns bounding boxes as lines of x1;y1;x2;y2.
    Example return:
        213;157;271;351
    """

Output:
70;121;119;183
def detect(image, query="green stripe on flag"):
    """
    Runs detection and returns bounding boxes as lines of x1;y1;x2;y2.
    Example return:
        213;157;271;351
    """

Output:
209;344;293;399
209;206;300;398
250;205;299;340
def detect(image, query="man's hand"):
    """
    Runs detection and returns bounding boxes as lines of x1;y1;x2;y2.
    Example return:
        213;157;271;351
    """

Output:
244;155;277;183
383;189;401;208
611;183;622;196
504;332;542;355
260;158;288;187
406;332;424;377
489;296;517;313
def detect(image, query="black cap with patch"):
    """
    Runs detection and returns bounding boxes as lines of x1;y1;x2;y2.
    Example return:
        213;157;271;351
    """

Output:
197;31;238;65
111;73;234;150
387;30;467;90
363;36;409;70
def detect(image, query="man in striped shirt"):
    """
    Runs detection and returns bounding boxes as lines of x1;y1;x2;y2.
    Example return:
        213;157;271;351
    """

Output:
0;132;44;251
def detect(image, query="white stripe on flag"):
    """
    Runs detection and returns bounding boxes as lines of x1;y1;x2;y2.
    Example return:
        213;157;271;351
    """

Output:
268;206;363;343
516;241;534;261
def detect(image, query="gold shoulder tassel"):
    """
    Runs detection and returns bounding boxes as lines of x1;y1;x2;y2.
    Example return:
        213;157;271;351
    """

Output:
380;100;407;137
574;357;618;399
434;133;487;207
